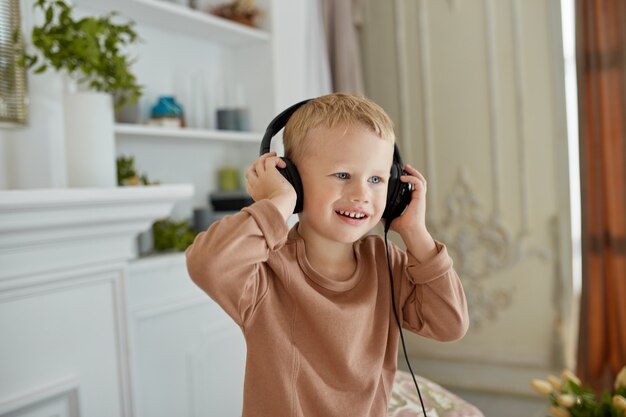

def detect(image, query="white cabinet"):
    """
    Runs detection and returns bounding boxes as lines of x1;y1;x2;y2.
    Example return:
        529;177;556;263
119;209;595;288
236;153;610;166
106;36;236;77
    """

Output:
0;185;193;417
126;253;246;417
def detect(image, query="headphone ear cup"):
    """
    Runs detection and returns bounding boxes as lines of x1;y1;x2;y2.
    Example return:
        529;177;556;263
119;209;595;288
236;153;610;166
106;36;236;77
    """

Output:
383;162;412;223
278;157;304;214
383;162;401;221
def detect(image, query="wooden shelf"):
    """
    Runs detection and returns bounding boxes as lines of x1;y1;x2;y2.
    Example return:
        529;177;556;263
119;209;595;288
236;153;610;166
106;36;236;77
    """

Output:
115;123;262;144
75;0;270;46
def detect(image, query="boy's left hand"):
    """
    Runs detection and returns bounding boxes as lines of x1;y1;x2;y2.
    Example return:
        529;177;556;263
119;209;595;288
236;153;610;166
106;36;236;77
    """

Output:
386;164;438;262
386;164;428;235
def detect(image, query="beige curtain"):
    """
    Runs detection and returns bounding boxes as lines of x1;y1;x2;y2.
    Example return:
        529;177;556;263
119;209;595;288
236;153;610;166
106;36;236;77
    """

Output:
319;0;365;94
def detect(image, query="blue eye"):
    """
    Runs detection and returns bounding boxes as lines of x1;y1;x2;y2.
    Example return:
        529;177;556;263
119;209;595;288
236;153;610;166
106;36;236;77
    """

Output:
369;176;382;184
335;172;350;180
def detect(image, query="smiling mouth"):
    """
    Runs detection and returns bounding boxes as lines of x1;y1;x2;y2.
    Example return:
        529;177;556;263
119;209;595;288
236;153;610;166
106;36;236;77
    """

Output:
335;210;369;219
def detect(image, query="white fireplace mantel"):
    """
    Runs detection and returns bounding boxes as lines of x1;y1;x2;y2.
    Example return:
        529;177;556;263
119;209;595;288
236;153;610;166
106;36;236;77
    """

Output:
0;184;194;285
0;184;194;417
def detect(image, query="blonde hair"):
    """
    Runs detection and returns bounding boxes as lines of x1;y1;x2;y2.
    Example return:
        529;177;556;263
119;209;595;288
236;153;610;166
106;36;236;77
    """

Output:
283;93;395;162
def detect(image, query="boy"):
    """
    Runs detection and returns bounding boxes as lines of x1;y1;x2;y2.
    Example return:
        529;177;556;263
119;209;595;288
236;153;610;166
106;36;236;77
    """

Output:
185;93;469;417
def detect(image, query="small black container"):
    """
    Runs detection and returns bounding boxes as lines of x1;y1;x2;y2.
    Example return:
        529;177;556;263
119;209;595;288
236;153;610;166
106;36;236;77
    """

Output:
209;191;254;211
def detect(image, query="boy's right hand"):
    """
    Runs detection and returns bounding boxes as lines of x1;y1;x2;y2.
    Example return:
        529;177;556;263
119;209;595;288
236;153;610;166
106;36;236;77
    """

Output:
245;152;297;221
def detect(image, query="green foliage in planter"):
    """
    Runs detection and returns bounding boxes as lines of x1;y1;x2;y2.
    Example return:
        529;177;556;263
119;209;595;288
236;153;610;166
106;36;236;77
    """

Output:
20;0;143;109
116;155;161;186
116;155;137;185
152;219;198;252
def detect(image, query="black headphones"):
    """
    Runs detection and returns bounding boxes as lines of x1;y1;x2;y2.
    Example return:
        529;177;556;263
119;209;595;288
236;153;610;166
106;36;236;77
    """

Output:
260;98;413;227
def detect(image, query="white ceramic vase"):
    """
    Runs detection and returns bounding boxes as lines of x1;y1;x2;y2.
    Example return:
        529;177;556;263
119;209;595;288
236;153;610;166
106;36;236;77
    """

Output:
63;91;116;188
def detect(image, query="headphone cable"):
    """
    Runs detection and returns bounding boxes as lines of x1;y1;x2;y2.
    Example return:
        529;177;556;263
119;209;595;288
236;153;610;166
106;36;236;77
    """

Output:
384;227;429;417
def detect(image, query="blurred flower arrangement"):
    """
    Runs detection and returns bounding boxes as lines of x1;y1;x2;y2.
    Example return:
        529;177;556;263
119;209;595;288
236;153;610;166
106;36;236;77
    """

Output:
530;367;626;417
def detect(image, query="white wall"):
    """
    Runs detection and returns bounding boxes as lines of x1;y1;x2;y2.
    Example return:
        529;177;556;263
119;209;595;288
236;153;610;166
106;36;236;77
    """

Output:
1;72;68;189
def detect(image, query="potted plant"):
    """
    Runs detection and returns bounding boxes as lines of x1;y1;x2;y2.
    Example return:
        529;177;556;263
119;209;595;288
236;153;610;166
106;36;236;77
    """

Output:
22;0;142;108
20;0;143;187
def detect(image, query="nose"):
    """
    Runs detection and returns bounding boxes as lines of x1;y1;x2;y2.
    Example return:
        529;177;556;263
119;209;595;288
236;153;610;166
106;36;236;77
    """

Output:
347;181;369;203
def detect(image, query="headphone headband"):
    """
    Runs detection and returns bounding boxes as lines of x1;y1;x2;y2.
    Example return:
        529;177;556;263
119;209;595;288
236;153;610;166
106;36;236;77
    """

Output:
260;98;404;163
392;145;403;167
260;99;312;155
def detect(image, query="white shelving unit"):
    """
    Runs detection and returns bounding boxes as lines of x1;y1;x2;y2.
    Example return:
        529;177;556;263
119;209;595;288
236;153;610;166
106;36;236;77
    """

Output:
75;0;276;214
76;0;271;45
115;123;262;144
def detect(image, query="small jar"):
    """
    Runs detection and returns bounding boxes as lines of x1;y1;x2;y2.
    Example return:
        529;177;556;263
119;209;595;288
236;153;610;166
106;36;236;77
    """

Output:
149;96;185;127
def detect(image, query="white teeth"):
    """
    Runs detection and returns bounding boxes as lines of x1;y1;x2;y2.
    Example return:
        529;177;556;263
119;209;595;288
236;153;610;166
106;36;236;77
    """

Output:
338;210;365;219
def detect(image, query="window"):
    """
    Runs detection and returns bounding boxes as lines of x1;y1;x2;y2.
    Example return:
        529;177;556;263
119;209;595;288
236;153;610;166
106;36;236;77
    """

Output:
0;0;28;126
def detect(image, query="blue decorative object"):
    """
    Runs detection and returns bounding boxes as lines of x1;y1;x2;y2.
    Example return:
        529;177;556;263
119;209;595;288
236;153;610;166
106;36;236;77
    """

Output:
151;96;184;118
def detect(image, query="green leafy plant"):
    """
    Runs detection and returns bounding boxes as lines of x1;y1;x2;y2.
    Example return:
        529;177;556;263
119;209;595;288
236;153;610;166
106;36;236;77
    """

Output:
20;0;143;109
531;368;626;417
116;155;160;186
152;219;198;252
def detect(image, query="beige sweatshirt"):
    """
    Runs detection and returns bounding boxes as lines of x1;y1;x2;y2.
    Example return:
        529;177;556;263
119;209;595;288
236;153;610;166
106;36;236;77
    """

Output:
185;199;469;417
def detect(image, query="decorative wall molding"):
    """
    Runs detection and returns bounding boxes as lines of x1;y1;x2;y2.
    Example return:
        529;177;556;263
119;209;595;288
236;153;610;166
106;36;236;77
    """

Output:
0;263;124;302
1;269;133;417
415;0;438;222
405;355;557;397
124;250;246;417
185;324;244;417
0;375;80;416
431;169;550;329
393;0;412;161
446;0;461;12
512;0;531;236
412;339;548;368
409;0;526;227
131;294;208;321
549;215;567;371
483;0;503;220
402;0;553;329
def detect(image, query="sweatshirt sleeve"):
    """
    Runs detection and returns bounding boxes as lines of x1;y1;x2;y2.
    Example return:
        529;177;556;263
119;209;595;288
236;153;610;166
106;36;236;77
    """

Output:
390;241;469;341
185;199;289;328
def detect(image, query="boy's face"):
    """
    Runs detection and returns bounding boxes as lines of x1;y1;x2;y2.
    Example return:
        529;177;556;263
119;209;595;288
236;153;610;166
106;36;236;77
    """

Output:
296;123;394;245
